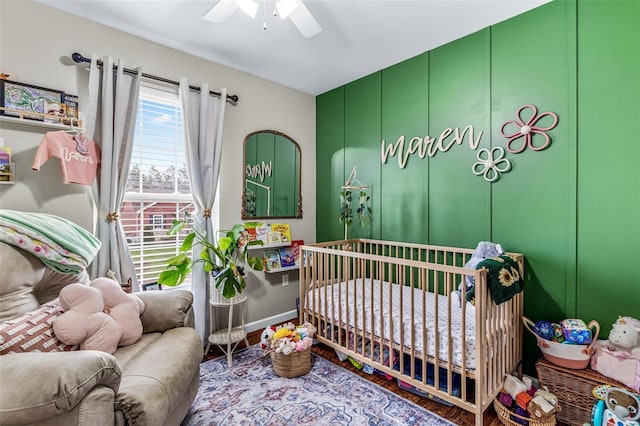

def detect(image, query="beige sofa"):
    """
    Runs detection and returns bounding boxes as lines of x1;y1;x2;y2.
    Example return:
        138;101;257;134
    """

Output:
0;243;203;426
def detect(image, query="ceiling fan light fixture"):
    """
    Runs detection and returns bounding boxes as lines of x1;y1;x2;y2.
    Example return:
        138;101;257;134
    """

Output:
275;0;299;19
237;0;259;18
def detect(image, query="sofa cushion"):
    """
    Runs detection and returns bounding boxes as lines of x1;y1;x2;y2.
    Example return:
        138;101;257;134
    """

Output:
113;327;201;425
0;243;89;322
0;299;78;354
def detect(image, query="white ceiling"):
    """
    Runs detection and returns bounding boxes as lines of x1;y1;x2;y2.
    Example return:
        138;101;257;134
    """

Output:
37;0;550;96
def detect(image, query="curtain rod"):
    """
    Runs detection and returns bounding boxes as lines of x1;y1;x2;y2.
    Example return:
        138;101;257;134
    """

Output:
71;52;239;105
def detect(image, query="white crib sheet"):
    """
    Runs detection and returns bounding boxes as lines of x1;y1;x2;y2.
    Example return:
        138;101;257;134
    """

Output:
307;278;477;369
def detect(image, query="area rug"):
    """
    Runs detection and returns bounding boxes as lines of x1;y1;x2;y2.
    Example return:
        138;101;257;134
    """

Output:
183;345;455;425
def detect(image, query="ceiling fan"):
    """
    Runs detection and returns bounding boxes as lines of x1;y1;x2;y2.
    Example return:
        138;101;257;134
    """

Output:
203;0;322;38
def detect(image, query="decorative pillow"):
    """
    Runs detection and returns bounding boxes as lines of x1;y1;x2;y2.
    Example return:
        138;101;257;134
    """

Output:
0;299;78;355
53;278;145;354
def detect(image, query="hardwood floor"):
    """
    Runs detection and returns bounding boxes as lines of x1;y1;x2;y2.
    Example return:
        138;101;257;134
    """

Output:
204;323;503;426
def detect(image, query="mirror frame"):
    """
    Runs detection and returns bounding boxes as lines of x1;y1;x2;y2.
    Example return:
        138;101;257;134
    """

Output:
241;129;302;219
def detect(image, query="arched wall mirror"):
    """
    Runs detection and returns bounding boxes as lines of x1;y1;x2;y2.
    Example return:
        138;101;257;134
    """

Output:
242;130;302;219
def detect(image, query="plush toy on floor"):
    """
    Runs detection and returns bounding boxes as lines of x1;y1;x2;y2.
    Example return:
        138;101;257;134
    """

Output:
588;385;640;426
260;326;276;350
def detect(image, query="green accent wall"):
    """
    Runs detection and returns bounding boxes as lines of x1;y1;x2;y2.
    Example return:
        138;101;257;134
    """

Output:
316;0;640;367
576;1;640;327
381;54;429;243
316;87;345;241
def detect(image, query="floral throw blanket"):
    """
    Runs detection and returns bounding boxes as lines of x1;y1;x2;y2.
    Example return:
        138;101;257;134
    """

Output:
0;210;100;274
465;255;524;305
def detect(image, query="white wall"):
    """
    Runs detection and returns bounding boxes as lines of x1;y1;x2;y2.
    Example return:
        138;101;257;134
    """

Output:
0;0;316;323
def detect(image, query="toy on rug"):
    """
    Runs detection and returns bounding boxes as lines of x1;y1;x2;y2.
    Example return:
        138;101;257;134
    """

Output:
53;277;145;354
263;322;315;355
588;385;640;426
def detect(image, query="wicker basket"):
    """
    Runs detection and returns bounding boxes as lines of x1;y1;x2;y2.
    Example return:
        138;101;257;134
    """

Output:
536;358;633;426
493;399;557;426
270;348;312;378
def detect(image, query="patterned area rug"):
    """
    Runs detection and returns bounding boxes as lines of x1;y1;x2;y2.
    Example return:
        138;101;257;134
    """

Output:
183;345;455;425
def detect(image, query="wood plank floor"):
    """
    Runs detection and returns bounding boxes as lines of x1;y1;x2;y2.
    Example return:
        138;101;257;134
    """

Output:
205;322;503;426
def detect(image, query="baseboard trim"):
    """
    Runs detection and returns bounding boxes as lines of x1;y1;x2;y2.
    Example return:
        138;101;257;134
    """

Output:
246;310;298;333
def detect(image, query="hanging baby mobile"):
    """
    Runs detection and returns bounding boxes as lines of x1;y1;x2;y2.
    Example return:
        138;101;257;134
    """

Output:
339;166;371;240
473;103;559;182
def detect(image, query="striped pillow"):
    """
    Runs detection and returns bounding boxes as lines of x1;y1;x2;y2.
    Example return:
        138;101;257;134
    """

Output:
0;299;78;354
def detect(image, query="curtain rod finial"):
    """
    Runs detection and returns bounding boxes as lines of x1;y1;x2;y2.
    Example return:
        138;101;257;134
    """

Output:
71;52;85;63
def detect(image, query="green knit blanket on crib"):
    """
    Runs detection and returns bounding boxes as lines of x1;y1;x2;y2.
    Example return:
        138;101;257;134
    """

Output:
465;254;524;305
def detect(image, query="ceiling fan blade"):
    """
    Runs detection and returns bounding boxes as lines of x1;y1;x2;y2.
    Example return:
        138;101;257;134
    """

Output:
288;2;321;38
203;0;239;23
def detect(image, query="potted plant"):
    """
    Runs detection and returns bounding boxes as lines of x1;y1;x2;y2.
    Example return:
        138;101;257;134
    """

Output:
158;214;264;299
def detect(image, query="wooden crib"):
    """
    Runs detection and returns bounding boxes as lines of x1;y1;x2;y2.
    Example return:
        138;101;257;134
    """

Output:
299;239;524;426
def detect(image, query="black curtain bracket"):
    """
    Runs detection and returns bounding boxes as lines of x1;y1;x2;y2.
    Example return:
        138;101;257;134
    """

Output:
71;52;239;105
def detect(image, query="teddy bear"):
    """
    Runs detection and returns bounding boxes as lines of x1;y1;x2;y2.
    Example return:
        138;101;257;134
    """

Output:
53;277;145;354
597;316;640;352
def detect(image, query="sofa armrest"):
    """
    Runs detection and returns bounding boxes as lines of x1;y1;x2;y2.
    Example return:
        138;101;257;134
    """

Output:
136;289;194;333
0;350;121;425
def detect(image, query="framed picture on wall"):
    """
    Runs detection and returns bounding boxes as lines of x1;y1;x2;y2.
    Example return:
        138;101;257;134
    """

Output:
142;282;162;291
0;80;64;122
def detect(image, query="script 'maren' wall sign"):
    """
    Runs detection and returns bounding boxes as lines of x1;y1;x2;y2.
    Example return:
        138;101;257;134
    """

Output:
381;125;483;168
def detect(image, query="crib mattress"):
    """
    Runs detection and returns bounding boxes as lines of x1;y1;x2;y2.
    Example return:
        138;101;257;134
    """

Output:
307;278;477;370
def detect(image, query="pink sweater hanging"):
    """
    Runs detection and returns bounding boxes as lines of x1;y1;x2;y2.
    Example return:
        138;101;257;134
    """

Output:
32;130;101;185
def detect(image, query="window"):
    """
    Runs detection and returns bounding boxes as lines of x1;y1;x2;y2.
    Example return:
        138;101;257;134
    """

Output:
151;214;164;229
121;85;193;287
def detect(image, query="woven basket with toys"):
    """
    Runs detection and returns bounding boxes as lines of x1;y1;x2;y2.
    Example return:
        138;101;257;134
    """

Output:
494;374;561;426
261;322;316;378
523;316;600;370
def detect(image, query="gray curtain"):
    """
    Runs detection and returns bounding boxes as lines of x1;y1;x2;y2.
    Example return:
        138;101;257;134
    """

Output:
86;55;141;290
179;78;227;344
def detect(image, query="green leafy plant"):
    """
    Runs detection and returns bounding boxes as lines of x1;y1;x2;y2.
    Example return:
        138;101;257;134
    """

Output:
158;215;264;299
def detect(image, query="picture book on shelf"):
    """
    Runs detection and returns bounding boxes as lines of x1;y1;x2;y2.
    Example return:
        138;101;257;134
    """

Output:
270;223;291;242
279;247;296;268
267;231;282;244
0;146;11;182
265;250;281;271
62;94;79;126
290;240;304;265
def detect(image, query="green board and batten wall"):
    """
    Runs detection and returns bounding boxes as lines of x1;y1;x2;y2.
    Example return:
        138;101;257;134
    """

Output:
315;0;639;367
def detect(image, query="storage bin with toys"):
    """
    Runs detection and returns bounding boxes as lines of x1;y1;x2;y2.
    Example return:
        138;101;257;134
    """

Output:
523;316;600;369
261;321;316;378
494;373;561;426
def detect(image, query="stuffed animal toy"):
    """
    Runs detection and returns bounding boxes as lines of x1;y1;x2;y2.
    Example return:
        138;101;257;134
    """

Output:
590;385;640;426
596;316;640;352
260;326;276;350
462;241;504;289
53;278;145;354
